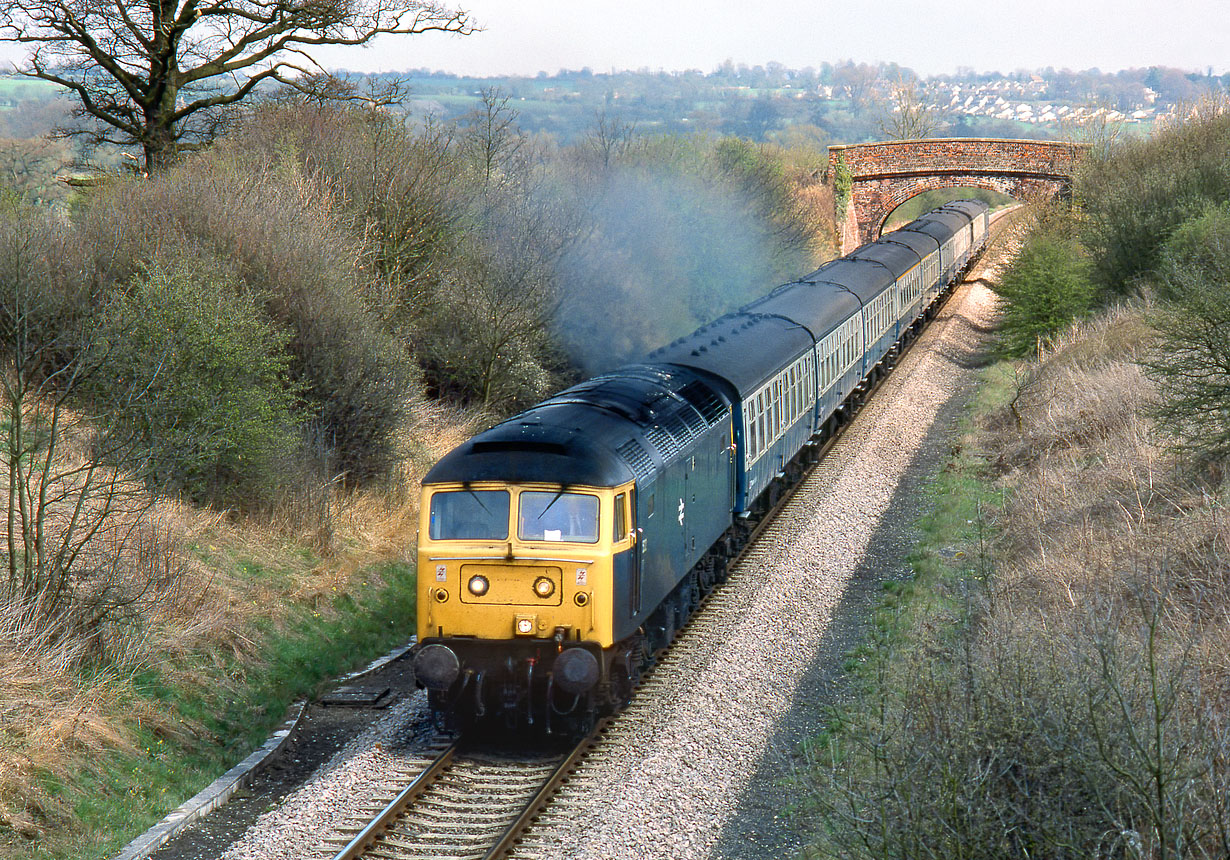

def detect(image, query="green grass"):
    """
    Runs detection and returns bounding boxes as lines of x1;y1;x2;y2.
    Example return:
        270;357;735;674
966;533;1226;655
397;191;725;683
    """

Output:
792;356;1016;844
0;76;63;101
34;559;417;860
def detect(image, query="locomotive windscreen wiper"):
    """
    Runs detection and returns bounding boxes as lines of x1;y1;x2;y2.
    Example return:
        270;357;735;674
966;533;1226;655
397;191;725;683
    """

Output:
465;487;492;513
538;487;568;517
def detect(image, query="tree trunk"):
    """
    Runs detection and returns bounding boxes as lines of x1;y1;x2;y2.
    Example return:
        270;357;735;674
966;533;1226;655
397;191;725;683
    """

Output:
142;121;177;174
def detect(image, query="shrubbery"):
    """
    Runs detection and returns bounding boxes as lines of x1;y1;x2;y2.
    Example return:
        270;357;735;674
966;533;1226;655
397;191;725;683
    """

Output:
994;227;1096;356
1145;204;1230;462
90;253;303;506
77;143;418;494
1079;96;1230;294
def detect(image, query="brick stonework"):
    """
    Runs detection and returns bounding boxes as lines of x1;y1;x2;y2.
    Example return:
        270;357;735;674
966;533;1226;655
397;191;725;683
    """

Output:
828;138;1089;253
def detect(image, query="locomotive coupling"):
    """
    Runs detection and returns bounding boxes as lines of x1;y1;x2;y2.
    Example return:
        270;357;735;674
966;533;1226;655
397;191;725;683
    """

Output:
414;643;461;690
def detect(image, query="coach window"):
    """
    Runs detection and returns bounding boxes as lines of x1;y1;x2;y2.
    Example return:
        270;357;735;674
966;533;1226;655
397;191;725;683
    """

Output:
752;396;762;450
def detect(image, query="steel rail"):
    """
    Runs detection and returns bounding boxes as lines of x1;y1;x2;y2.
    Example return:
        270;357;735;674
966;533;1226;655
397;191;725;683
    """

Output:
480;721;609;860
328;741;459;860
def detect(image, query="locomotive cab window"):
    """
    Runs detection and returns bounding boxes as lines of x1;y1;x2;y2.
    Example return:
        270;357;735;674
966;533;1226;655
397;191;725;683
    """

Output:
429;489;510;540
518;491;599;543
614;492;628;542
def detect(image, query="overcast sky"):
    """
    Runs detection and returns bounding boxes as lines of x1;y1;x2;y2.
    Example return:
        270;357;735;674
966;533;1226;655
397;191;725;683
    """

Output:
0;1;1224;79
304;0;1230;78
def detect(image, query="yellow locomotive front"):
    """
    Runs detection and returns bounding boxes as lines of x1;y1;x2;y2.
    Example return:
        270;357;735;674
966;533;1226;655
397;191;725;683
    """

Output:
410;363;733;734
413;471;640;733
418;481;635;647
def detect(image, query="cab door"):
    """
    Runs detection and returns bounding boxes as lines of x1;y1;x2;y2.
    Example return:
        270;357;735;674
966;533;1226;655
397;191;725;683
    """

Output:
612;488;640;625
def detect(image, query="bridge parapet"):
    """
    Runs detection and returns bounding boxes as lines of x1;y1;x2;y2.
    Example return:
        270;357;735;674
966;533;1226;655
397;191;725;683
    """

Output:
828;138;1090;252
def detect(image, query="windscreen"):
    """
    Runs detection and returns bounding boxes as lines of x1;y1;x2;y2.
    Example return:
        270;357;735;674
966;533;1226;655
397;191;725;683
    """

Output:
429;490;510;540
518;491;599;543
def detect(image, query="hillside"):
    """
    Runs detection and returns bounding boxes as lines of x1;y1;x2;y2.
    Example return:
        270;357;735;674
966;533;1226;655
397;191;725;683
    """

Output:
802;99;1230;858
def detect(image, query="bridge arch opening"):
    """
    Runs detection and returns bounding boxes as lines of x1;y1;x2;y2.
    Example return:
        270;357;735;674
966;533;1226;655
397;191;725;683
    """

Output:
880;186;1016;235
827;138;1088;253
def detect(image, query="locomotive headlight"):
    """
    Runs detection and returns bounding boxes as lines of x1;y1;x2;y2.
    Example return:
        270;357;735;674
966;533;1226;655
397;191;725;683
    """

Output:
533;576;555;599
467;574;489;596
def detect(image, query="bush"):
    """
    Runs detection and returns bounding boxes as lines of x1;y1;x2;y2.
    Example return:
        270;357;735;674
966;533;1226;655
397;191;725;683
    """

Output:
1145;205;1230;462
77;148;418;487
229;100;562;412
90;253;304;506
813;594;1230;860
994;229;1096;356
1079;96;1230;294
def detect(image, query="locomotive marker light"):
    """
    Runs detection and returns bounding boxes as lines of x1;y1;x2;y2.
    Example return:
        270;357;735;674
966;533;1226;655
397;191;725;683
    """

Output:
515;615;536;636
467;574;489;597
533;576;555;599
434;588;449;603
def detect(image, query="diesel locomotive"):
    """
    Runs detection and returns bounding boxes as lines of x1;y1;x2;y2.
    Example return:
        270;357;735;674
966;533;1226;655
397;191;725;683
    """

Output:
413;200;991;734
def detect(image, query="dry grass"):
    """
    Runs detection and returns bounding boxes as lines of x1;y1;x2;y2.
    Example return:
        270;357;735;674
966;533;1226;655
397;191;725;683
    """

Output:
0;395;480;848
987;303;1228;629
810;290;1230;858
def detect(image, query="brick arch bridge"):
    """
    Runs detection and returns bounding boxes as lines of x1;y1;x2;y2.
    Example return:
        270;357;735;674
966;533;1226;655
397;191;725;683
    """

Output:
826;138;1090;253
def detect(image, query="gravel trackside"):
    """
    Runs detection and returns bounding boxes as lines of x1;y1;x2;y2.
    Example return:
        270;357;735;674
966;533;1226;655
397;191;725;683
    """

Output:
509;276;1001;860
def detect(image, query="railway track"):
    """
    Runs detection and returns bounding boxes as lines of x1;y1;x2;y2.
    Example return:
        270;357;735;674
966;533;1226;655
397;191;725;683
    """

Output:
305;220;1019;860
316;728;604;860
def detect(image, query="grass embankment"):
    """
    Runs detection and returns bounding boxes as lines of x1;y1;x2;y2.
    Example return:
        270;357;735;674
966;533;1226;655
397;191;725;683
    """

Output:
0;403;475;860
802;301;1230;857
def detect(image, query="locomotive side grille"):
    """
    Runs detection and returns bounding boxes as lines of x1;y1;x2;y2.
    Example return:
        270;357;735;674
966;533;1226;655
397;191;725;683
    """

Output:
644;424;681;461
677;404;708;437
678;380;728;424
616;439;656;483
661;411;692;443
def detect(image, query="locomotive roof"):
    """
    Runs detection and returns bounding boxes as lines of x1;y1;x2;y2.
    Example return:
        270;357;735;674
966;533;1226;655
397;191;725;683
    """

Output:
646;311;817;395
422;364;730;488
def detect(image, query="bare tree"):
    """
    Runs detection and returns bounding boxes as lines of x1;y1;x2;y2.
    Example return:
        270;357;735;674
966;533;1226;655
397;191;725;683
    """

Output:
0;136;72;203
0;0;473;172
878;75;943;140
0;206;163;651
461;87;525;184
582;107;636;171
833;61;880;117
